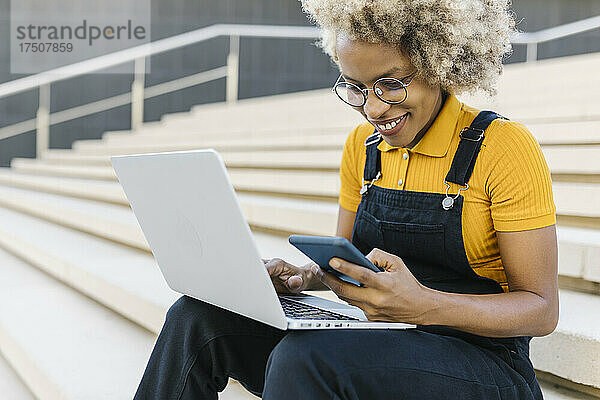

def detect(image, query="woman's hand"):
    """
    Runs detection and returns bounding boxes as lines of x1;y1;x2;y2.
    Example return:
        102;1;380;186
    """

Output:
311;248;430;324
263;258;326;294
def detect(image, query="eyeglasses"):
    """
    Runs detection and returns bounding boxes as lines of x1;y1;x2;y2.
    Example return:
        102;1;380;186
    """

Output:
332;72;417;107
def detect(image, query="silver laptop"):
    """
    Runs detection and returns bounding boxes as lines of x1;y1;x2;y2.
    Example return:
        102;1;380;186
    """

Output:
111;149;413;330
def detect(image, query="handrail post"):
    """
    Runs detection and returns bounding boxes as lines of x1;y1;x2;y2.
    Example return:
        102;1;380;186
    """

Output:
36;84;51;159
526;42;538;63
131;57;146;131
226;35;240;103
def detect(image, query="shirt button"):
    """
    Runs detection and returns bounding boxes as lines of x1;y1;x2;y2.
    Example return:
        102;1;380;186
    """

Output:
403;153;408;160
398;178;403;186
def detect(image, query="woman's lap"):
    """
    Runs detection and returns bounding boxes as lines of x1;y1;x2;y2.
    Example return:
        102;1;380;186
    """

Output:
136;296;540;400
264;329;539;400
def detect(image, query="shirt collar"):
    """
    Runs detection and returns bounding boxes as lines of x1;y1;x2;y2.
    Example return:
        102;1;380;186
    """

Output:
377;94;462;157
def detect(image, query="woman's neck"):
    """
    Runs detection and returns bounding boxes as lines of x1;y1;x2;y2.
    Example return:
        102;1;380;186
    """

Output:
407;90;447;149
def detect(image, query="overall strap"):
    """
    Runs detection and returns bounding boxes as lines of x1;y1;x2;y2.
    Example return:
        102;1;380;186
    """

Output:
363;130;383;182
445;111;506;186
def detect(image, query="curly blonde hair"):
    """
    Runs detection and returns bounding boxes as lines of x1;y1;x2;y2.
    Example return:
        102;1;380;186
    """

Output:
300;0;516;95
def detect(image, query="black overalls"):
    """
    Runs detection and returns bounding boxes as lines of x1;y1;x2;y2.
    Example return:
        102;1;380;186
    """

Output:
134;112;544;400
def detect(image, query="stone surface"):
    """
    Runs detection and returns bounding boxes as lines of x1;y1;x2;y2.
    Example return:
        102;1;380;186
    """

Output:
0;352;35;400
531;290;600;389
0;246;156;400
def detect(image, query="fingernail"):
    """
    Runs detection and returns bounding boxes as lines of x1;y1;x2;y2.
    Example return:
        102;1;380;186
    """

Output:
329;258;340;268
311;265;321;276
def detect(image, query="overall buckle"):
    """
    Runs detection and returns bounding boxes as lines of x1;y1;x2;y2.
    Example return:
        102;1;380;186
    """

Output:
360;171;382;195
442;180;469;210
459;127;484;142
364;133;382;147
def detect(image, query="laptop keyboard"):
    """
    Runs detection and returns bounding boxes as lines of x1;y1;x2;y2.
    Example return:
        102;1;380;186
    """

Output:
279;297;359;321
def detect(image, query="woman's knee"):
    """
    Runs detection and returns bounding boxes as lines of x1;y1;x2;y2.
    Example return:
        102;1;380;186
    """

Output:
266;334;305;373
165;296;280;339
163;296;225;333
167;296;206;321
265;332;335;380
264;332;350;399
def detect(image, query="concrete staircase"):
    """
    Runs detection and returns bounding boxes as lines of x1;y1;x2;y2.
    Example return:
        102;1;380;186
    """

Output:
0;52;599;399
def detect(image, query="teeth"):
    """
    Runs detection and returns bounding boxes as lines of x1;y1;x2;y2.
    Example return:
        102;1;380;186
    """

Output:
395;114;407;123
377;114;407;131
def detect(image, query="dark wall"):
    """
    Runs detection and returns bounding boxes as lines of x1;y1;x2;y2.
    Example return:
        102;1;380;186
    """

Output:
508;0;600;63
1;0;599;166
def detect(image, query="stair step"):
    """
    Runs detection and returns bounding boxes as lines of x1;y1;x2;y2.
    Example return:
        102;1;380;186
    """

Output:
0;184;148;250
557;226;600;283
0;168;125;204
540;380;599;400
102;125;349;142
41;148;344;169
531;289;600;390
0;246;156;400
42;151;111;166
552;182;600;218
529;122;600;145
239;192;337;235
73;132;348;153
10;161;117;180
0;353;35;400
220;380;258;399
544;146;600;175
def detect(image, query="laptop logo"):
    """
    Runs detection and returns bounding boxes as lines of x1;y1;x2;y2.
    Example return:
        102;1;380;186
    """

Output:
174;210;204;259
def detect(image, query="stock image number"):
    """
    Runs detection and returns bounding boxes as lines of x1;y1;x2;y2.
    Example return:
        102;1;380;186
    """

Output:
19;42;73;53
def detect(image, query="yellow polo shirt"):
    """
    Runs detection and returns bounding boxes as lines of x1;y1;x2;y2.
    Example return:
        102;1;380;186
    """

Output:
339;94;556;291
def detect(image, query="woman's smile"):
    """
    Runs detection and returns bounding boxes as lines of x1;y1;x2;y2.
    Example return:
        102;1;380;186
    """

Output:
370;112;409;137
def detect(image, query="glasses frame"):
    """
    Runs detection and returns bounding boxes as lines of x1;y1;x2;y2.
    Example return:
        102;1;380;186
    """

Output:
332;72;417;107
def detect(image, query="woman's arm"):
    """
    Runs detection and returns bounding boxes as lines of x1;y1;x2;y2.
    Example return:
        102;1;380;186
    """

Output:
419;225;559;337
336;205;356;241
312;224;559;337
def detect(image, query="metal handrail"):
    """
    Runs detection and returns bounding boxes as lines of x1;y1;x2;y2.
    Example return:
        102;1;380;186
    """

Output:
512;14;600;63
0;24;320;156
0;24;320;99
0;16;599;156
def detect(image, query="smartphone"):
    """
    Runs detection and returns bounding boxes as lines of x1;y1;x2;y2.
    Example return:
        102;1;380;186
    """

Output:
288;235;382;287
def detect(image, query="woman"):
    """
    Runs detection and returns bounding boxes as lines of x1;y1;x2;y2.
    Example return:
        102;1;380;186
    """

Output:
135;1;558;399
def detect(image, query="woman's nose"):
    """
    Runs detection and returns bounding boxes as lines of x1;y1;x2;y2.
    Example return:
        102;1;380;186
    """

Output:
363;91;391;120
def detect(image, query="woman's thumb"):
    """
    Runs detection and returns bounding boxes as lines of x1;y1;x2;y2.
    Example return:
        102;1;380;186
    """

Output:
287;275;303;291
